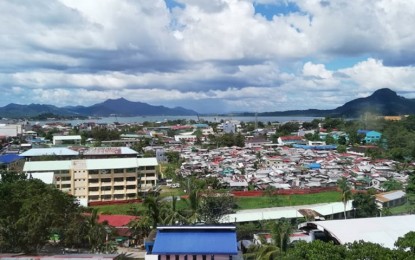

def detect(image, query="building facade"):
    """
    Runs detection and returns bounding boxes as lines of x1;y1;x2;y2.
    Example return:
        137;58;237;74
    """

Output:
23;157;158;204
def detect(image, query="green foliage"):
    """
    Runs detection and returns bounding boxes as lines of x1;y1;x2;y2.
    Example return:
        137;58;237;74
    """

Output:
338;177;352;219
346;240;401;259
89;127;120;141
381;179;403;191
406;172;415;213
352;192;379;218
276;122;300;136
395;231;415;253
337;145;347;153
215;132;245;147
283;240;346;260
198;191;236;224
165;151;181;165
0;176;85;253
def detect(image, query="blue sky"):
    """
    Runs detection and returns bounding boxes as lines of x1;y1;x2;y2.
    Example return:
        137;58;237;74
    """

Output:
1;0;415;113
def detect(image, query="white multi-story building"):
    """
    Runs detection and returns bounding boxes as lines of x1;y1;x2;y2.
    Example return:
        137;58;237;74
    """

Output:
23;157;158;204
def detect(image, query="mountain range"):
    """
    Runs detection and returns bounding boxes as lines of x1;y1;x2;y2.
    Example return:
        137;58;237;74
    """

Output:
0;88;414;118
0;98;198;118
248;88;415;118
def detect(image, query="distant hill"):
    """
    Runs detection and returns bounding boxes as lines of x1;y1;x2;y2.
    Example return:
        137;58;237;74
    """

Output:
67;98;198;116
255;88;415;117
0;103;76;118
0;98;198;118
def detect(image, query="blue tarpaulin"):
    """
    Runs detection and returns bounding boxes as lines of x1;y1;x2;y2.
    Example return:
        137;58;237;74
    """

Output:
152;227;238;255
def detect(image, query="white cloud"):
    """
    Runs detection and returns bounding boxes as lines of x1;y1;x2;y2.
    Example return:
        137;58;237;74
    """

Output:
0;1;415;113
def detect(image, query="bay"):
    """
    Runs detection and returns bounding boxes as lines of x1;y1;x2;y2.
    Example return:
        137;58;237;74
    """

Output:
31;115;323;125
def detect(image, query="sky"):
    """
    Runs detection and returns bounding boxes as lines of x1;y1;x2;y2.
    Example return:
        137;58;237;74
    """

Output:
1;0;415;114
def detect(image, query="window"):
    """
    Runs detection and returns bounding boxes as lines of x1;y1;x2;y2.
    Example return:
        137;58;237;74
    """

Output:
101;178;111;183
114;168;124;174
126;177;136;182
126;168;136;173
114;177;124;182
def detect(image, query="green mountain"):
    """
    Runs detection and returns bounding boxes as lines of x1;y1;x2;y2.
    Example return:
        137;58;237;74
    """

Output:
254;88;415;117
0;98;198;118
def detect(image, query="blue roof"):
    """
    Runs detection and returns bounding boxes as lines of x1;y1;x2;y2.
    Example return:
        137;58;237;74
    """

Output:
307;163;321;169
152;226;238;255
0;154;22;164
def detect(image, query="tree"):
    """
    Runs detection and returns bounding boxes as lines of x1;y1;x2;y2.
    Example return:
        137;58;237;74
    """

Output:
283;240;346;260
198;192;236;224
381;179;403;191
406;171;415;213
337;177;352;219
352;192;379;218
346;240;404;259
128;215;152;245
162;196;186;225
0;176;86;253
142;194;165;228
395;231;415;253
85;208;110;253
183;189;202;224
270;218;293;252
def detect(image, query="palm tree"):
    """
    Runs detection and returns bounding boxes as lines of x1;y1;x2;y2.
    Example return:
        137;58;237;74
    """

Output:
162;196;186;225
183;189;201;224
338;177;352;219
84;208;107;253
143;194;164;228
271;218;293;253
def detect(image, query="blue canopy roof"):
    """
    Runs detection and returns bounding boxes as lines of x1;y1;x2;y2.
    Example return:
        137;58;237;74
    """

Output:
0;154;22;164
152;226;238;255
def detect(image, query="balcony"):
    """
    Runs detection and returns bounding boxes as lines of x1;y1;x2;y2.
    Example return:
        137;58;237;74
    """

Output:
113;189;126;194
88;191;100;196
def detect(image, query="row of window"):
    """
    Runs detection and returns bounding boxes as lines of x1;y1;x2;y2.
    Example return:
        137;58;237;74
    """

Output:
89;193;137;201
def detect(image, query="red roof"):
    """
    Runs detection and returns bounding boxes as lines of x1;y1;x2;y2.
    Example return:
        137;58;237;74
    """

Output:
98;214;137;227
280;136;303;141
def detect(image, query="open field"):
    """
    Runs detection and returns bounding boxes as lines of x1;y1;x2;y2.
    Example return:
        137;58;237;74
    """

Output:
236;191;341;210
92;190;342;214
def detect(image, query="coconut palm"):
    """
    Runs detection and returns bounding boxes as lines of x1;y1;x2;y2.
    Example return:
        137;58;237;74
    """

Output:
183;189;202;224
271;218;293;253
143;194;164;228
162;196;186;225
84;208;108;253
338;177;352;219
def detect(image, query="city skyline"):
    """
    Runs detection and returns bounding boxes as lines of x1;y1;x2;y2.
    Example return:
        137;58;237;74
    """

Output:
1;0;415;113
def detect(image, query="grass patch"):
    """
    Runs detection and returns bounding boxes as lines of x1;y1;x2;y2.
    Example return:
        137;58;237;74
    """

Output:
92;191;342;215
389;203;411;215
236;191;342;210
93;202;145;215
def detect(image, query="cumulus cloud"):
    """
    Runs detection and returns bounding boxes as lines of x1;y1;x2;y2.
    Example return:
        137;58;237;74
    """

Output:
1;0;415;113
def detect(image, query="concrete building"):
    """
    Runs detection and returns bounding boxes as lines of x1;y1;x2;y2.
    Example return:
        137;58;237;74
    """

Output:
53;135;82;146
23;157;158;204
0;124;23;137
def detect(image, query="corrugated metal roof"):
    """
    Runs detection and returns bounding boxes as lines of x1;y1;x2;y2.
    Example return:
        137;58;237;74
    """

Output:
85;158;138;170
222;201;353;223
23;157;158;171
53;135;82;140
20;148;79;157
152;227;238;255
137;157;158;166
24;160;72;171
376;190;406;202
309;215;415;249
